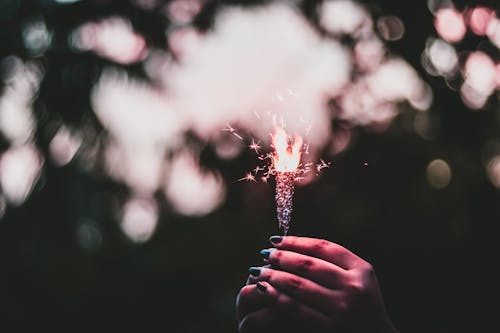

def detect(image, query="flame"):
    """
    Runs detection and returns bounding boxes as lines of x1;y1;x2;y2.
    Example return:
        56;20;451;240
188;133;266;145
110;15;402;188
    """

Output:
272;126;303;172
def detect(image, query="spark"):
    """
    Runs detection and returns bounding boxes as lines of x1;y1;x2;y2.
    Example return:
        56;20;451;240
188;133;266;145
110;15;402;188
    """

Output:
316;159;331;172
249;139;261;154
222;123;243;140
238;172;256;182
304;142;310;154
258;153;273;161
253;166;264;173
279;115;286;129
222;123;236;132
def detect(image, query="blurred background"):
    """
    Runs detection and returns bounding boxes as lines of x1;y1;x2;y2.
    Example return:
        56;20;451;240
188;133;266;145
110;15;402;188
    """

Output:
0;0;499;331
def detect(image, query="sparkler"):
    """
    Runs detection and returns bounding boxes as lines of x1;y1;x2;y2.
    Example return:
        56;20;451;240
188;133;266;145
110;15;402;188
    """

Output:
271;127;303;235
235;119;330;235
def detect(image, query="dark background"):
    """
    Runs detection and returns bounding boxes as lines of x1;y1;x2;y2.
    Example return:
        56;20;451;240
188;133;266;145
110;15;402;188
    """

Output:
1;0;499;332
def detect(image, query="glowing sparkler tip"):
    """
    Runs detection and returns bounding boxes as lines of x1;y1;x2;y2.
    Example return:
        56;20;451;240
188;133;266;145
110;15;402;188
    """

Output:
235;125;331;236
272;126;303;173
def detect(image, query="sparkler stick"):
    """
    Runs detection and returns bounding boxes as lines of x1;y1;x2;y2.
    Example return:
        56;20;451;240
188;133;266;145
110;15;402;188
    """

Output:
272;127;303;235
275;171;295;235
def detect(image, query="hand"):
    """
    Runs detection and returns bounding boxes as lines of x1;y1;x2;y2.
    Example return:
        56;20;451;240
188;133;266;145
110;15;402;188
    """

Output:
236;236;399;333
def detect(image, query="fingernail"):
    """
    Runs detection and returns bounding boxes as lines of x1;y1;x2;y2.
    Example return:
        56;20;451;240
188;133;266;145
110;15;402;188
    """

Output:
256;282;267;293
260;249;271;259
249;267;261;276
269;236;282;244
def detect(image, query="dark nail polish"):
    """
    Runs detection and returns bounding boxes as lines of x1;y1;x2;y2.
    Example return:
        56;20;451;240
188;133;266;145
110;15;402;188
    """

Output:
260;249;271;259
269;236;282;244
256;282;267;293
249;267;261;276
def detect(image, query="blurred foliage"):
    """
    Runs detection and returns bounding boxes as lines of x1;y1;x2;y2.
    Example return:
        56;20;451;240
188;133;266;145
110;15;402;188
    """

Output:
0;0;500;332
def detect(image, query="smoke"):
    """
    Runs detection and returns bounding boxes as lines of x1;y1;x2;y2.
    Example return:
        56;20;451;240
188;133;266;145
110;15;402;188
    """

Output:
166;2;351;145
91;1;353;223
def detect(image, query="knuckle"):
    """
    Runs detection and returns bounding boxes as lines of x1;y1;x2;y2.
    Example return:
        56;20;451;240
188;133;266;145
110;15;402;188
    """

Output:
312;239;331;253
286;276;303;292
343;275;369;307
296;258;314;275
358;259;374;272
346;279;364;296
358;262;377;282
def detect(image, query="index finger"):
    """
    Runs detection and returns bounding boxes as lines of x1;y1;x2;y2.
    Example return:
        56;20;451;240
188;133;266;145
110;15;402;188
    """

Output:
269;236;359;270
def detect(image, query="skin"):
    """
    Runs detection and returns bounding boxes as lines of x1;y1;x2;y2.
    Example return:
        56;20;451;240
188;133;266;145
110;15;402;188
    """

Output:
236;236;399;333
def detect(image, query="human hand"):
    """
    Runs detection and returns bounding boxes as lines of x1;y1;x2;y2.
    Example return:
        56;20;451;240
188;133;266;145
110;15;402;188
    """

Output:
236;236;399;333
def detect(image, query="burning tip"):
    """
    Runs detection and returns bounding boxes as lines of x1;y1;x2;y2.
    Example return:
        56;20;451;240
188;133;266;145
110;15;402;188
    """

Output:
272;126;303;173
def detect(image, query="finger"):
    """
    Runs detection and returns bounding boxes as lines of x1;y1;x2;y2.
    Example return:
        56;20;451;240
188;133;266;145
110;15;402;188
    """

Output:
247;264;271;285
239;283;333;333
269;236;359;269
237;282;274;321
263;249;348;289
249;267;342;317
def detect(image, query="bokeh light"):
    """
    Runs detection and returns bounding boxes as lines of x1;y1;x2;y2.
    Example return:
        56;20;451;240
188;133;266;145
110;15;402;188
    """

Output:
168;0;204;25
22;15;52;56
427;0;453;15
434;7;466;43
77;218;103;252
164;151;226;216
0;145;43;205
49;126;82;166
486;156;500;188
121;196;158;243
377;15;405;41
465;6;494;36
461;51;496;110
487;17;500;48
320;0;371;37
70;16;148;64
425;38;458;77
426;159;452;189
0;57;40;146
